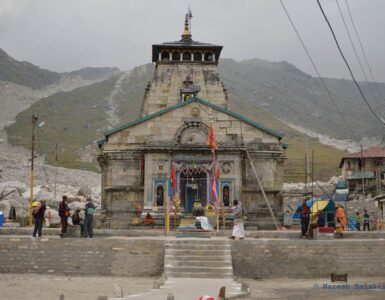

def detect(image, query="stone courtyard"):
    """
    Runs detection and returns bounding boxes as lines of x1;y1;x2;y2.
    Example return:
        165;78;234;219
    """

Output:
1;273;385;300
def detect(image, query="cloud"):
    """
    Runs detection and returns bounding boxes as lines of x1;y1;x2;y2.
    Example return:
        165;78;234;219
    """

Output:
0;0;384;82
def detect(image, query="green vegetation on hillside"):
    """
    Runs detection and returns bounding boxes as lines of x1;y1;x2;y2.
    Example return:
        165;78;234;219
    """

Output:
6;75;120;171
0;48;60;89
229;95;344;182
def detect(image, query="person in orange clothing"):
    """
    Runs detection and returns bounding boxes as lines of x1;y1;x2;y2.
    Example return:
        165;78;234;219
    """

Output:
335;203;347;238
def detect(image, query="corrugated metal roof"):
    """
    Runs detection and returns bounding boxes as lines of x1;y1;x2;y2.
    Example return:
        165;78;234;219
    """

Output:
348;171;375;179
342;146;385;159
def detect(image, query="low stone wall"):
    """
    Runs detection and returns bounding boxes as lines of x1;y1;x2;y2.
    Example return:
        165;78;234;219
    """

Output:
232;239;385;278
2;236;385;278
0;237;164;276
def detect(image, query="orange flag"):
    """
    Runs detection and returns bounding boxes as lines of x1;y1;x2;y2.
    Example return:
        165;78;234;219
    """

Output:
207;126;217;149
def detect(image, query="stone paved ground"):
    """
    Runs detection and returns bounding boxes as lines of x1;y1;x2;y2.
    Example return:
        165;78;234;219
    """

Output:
1;274;385;300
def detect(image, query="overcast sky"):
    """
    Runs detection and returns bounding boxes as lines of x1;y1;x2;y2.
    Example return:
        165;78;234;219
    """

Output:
0;0;384;82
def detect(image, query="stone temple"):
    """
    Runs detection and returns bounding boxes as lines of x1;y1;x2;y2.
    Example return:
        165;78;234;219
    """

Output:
97;15;287;228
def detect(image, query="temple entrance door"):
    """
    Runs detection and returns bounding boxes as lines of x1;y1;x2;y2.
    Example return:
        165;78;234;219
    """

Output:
179;170;208;213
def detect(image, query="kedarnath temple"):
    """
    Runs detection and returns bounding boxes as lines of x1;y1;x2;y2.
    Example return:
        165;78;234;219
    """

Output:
97;14;287;229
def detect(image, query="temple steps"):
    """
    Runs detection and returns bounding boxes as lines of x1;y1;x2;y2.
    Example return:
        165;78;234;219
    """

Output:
164;240;234;279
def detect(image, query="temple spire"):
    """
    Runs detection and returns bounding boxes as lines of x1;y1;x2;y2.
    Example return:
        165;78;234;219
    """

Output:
181;9;192;42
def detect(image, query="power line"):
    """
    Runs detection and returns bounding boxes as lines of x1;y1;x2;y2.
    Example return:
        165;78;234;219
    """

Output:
316;0;385;127
279;0;359;141
335;0;384;108
344;0;385;101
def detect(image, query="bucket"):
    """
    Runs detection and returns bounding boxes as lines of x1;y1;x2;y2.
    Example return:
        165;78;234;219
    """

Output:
0;211;4;227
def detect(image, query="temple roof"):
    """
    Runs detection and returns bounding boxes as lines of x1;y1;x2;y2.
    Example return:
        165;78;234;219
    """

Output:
98;97;284;145
152;11;222;62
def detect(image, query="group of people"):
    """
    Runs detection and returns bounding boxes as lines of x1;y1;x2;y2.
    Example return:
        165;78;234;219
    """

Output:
296;199;326;239
355;210;371;231
297;198;371;239
59;195;96;238
32;195;96;238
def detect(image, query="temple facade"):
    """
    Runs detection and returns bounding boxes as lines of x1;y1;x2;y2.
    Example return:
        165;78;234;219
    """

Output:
97;15;287;228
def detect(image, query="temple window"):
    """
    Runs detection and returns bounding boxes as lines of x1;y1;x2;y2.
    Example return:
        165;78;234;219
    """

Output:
194;52;202;61
172;52;180;61
204;52;214;62
161;51;169;61
156;185;164;206
183;52;191;61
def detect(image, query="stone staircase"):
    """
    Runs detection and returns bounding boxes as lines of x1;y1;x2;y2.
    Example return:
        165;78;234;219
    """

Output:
164;239;233;279
110;239;248;299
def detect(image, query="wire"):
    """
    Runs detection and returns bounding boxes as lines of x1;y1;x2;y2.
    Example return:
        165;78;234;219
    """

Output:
316;0;385;127
335;0;384;108
279;0;359;141
344;0;385;101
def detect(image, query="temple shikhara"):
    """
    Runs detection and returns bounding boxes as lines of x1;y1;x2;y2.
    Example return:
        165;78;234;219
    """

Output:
97;13;287;228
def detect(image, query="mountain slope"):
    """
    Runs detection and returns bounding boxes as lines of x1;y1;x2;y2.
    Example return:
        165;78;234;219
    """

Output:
69;67;121;81
0;48;61;89
6;65;154;171
5;60;345;180
219;58;385;141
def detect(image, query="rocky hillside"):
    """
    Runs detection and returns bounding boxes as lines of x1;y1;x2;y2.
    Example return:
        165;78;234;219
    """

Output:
69;66;121;81
219;58;385;141
7;53;384;181
0;48;121;130
6;64;153;171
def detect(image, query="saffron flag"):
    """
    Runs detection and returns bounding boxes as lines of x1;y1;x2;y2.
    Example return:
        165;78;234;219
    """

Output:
207;126;217;149
212;179;219;205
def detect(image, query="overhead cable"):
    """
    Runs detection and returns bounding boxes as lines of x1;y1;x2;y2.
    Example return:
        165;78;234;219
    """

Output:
279;0;359;141
335;0;383;108
316;0;385;127
344;0;385;102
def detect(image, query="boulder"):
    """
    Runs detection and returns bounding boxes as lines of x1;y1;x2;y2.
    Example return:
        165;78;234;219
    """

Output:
0;199;28;219
68;201;83;211
0;181;27;195
77;186;92;197
22;186;42;199
45;207;60;226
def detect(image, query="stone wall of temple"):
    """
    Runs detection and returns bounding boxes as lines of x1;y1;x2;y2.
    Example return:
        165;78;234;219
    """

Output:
100;100;285;221
141;63;227;116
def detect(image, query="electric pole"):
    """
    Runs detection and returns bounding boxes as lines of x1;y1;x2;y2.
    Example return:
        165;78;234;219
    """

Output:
54;143;58;202
361;144;365;199
29;114;38;226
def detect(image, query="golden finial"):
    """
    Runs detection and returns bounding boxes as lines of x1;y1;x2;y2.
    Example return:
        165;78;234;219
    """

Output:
181;9;192;41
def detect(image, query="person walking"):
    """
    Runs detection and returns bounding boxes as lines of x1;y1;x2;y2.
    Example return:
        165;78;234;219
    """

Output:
363;209;370;231
296;198;310;238
355;212;362;231
230;200;245;240
32;200;46;238
84;196;96;238
59;196;70;237
335;204;347;238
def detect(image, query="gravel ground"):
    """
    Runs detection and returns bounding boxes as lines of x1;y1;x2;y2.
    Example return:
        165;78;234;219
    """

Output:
243;277;385;300
1;274;385;300
0;273;154;300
